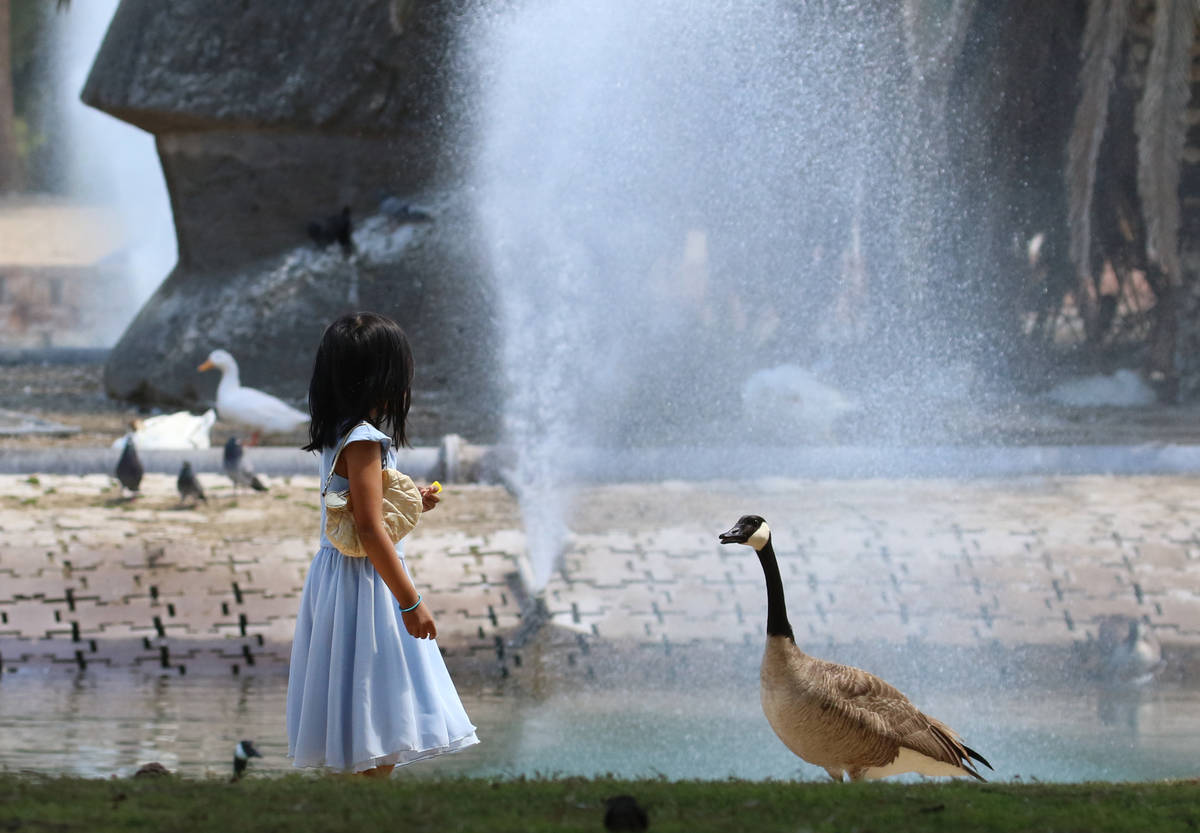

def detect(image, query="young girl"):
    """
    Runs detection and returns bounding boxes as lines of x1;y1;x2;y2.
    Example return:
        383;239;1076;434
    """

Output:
287;312;479;776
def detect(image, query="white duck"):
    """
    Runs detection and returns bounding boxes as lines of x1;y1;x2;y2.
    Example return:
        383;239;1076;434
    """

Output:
741;364;856;442
198;349;309;442
111;409;217;450
1096;615;1165;686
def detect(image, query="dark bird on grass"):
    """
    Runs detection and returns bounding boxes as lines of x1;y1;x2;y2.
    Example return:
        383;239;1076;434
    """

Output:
133;761;171;778
719;514;992;782
379;196;434;225
115;436;143;496
307;205;354;257
177;461;207;506
604;795;648;832
223;437;268;494
231;739;261;781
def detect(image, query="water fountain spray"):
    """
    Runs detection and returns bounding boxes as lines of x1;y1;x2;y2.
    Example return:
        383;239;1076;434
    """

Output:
466;0;964;590
55;0;176;344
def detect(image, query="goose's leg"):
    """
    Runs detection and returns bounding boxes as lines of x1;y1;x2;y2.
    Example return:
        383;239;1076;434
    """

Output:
824;767;845;782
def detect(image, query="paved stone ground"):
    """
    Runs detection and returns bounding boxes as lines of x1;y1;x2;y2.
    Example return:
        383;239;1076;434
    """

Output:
3;471;1200;685
0;473;522;677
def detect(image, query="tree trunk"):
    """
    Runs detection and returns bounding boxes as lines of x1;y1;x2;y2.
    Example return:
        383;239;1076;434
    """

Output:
946;1;1086;379
1146;264;1179;402
0;0;19;193
1169;17;1200;398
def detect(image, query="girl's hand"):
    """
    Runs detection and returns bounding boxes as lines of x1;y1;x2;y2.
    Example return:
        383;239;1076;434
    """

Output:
402;602;437;640
419;485;441;512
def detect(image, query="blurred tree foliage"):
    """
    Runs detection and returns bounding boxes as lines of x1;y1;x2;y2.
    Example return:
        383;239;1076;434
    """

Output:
1;0;67;193
812;0;1196;401
0;0;1194;399
948;0;1197;400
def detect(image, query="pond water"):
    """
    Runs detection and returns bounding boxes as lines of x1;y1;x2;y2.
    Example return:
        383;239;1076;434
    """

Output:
1;669;1196;783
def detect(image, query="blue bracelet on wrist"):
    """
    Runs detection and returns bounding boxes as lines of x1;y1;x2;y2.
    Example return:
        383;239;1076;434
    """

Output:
399;594;422;613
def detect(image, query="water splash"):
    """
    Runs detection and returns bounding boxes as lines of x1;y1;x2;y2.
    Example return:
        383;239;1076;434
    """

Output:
54;0;176;343
467;0;962;587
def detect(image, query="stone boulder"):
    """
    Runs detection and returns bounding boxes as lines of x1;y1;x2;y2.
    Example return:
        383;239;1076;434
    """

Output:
83;0;498;442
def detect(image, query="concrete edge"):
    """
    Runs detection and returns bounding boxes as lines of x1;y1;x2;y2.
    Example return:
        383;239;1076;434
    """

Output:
7;442;1200;480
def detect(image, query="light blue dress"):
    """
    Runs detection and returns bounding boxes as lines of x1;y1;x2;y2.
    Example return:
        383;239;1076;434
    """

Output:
287;422;479;772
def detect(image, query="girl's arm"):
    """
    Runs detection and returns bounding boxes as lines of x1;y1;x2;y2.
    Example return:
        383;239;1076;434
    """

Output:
343;439;438;640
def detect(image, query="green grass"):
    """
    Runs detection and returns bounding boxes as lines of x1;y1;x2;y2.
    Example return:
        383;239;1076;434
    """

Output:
2;775;1199;833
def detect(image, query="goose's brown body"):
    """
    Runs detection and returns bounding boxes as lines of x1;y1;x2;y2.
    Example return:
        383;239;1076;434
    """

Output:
760;636;983;781
721;515;990;782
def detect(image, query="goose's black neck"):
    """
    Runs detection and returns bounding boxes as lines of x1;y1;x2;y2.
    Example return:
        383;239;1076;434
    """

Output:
756;535;794;641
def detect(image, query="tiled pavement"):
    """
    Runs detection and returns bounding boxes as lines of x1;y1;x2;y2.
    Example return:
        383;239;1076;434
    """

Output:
2;472;1200;680
0;473;527;676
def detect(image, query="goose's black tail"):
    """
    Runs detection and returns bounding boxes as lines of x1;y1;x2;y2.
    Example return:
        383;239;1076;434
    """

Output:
963;743;993;778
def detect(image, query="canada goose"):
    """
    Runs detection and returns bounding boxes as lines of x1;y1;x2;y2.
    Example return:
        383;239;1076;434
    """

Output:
197;350;309;443
719;514;991;782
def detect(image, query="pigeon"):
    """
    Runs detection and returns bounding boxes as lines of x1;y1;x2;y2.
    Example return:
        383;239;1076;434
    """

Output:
379;196;434;225
176;461;207;506
604;795;649;832
306;205;354;257
231;740;261;782
115;436;143;496
223;437;268;494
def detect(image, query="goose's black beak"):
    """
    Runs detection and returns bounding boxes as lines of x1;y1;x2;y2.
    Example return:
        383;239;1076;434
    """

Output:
720;514;766;545
719;525;748;545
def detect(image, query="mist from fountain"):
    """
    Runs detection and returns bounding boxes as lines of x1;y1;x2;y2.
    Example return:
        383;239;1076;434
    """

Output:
466;1;973;588
53;0;176;345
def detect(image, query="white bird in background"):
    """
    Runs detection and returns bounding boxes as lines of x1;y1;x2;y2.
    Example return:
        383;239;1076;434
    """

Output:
1097;615;1165;686
741;364;857;441
111;409;217;450
198;350;309;444
1044;369;1157;408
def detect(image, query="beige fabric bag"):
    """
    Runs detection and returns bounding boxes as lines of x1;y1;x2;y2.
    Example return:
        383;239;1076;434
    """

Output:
322;422;423;557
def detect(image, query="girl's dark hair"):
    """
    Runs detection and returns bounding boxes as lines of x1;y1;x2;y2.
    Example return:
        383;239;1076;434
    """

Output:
303;312;415;451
